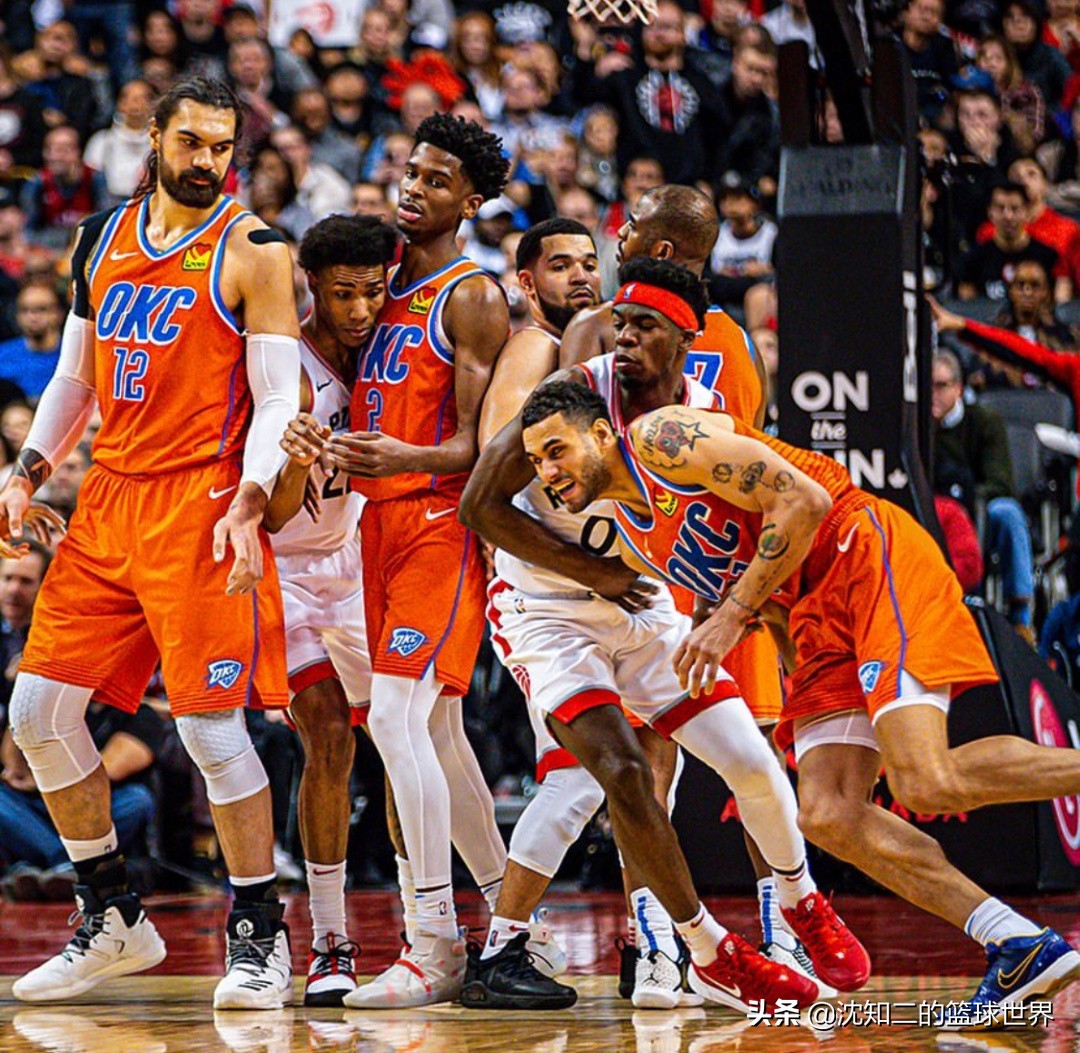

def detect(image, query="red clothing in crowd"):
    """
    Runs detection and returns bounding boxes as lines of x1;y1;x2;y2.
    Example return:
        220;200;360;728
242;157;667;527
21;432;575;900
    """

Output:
976;208;1080;284
934;494;984;592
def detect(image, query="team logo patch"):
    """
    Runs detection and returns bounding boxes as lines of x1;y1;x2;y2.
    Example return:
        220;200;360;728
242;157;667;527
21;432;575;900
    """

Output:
206;659;243;690
656;490;678;517
408;285;437;315
182;242;213;271
858;660;886;695
388;627;427;657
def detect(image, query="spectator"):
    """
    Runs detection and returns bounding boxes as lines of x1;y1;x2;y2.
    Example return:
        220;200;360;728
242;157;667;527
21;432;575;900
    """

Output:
360;81;441;181
355;6;401;133
491;65;566;163
570;0;725;186
244;142;316;240
697;0;750;85
931;349;1036;632
459;0;565;47
0;539;49;716
992;258;1078;354
0;46;47;175
228;36;291;146
708;177;776;307
976;35;1046;151
366;129;413;197
450;12;504;122
462;195;517;274
139;10;187;73
956;180;1060;301
0;282;63;401
325;63;372;144
1003;0;1070;109
0;402;32;465
1044;0;1080;72
291;87;363;183
600;155;664;243
902;0;959;123
352;181;395;222
141;55;181;97
1002;156;1080;289
37;440;92;520
934;494;985;593
83;78;152;202
556;185;617;291
0;185;31;287
577;104;619;204
14;21;99;141
178;0;230;81
714;37;781;199
271;123;352;217
1039;92;1080;204
68;0;140;93
20;125;109;251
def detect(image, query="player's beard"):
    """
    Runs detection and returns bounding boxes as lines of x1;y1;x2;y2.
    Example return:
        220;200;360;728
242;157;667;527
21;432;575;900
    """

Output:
567;450;611;512
158;153;224;208
537;291;585;334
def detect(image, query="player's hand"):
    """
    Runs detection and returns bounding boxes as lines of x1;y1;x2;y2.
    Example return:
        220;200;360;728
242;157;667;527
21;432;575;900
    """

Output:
280;413;329;468
927;295;965;333
212;483;267;596
588;557;659;613
0;483;66;557
326;432;414;478
673;602;760;697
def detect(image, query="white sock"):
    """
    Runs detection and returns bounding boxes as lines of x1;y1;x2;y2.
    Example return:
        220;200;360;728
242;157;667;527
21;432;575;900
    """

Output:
61;825;118;862
965;898;1044;947
674;905;728;966
305;860;347;947
758;877;796;949
480;877;502;915
774;860;816;911
481;914;531;960
397;854;418;946
631;887;680;960
416;882;457;939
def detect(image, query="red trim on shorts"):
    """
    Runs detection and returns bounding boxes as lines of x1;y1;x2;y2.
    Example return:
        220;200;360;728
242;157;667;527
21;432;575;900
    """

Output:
650;680;741;738
536;746;580;782
550;688;621;725
288;660;338;697
486;578;514;659
351;702;369;728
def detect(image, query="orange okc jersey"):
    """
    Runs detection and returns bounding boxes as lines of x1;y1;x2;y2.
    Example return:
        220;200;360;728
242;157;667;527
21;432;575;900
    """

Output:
351;257;499;502
86;195;253;475
684;307;763;427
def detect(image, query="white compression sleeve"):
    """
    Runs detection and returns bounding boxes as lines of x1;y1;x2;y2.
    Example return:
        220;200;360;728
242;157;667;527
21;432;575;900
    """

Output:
243;332;300;494
21;313;97;471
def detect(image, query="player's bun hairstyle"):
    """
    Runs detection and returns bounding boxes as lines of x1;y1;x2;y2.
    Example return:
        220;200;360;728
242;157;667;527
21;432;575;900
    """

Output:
521;379;612;432
135;77;244;199
414;113;510;202
299;214;399;274
617;256;709;330
516;218;595;273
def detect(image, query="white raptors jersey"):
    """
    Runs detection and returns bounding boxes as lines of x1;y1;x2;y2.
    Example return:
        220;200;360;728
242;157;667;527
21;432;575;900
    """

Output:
271;336;364;558
494;352;718;595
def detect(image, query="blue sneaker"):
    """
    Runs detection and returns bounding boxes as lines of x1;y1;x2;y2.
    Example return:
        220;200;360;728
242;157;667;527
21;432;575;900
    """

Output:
938;929;1080;1030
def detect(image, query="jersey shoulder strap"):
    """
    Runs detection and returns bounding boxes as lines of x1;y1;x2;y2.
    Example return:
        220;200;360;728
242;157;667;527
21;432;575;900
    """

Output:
71;205;122;319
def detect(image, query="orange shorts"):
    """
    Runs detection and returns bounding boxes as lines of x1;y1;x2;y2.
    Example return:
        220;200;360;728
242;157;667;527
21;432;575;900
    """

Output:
778;495;998;749
21;462;288;716
360;491;486;697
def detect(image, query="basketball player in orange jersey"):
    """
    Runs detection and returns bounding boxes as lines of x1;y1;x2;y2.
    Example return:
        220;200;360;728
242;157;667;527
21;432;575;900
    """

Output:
560;184;800;988
0;78;301;1010
325;113;511;1008
519;261;1080;1025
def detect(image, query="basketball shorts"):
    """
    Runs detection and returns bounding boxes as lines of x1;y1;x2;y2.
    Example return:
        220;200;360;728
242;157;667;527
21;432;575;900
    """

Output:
21;461;288;716
778;495;999;750
487;579;740;780
360;491;486;697
276;533;371;708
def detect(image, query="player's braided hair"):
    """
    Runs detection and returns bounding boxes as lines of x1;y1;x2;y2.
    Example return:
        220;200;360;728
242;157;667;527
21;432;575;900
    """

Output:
617;257;709;330
299;214;400;273
134;77;244;199
521;380;611;432
414;113;509;202
516;218;594;273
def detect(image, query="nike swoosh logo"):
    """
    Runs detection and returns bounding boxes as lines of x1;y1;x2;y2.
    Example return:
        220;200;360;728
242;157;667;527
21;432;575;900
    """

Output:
997;940;1046;990
837;524;858;553
110;250;139;261
209;485;238;500
425;507;455;521
311;867;338;876
699;974;742;1000
316;379;333;391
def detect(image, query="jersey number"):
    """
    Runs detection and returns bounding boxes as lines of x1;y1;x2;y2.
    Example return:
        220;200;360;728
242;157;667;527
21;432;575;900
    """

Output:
581;515;617;556
685;351;722;393
112;347;148;402
322;466;346;500
365;389;384;432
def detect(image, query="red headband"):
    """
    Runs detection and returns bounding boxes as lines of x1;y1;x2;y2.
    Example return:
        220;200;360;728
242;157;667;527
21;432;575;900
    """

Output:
613;281;699;332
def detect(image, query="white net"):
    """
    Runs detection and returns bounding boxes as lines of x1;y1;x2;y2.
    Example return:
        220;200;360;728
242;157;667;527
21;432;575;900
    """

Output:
568;0;657;23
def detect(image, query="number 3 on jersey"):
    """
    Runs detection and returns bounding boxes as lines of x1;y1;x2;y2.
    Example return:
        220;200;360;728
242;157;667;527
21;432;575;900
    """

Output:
112;347;148;402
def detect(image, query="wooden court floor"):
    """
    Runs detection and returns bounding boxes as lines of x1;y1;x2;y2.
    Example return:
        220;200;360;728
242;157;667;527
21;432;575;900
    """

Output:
2;890;1079;1052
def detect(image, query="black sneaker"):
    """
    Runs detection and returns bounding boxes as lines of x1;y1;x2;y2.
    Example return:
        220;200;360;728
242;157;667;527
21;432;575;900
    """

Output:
616;936;635;999
460;932;577;1009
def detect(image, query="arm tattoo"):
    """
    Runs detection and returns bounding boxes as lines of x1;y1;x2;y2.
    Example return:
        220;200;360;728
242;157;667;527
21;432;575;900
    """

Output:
757;522;791;560
13;449;51;492
711;461;797;494
639;412;708;468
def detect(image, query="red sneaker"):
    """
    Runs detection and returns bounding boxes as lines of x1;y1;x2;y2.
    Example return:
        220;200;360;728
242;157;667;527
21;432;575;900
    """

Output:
781;892;871;992
687;932;818;1014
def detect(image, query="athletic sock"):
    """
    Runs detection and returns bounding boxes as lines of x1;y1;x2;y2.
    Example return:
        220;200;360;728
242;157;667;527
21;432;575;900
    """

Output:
631;887;680;960
480;877;502;916
415;882;457;939
397;854;418;945
305;860;347;946
758;877;797;949
69;837;128;901
773;859;816;910
674;905;728;967
965;898;1044;947
231;873;278;907
481;915;531;960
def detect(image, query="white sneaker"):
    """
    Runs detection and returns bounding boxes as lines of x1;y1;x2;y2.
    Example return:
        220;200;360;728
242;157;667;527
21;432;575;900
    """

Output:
213;904;294;1010
632;949;704;1010
303;933;358;1006
527;909;568;979
12;888;166;1002
761;938;839;1000
343;930;466;1008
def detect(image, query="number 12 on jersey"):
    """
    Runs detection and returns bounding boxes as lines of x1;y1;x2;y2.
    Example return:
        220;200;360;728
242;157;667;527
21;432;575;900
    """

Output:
112;346;149;402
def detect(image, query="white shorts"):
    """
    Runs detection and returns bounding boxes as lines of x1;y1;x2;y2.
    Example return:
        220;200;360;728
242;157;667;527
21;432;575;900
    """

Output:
276;534;371;705
487;580;735;777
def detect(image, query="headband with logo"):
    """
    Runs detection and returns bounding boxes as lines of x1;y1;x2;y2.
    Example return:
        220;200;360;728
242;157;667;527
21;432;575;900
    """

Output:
613;281;699;332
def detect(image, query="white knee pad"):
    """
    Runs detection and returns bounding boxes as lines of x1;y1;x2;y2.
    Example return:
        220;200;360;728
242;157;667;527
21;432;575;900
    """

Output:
509;765;605;878
175;709;268;806
8;673;98;793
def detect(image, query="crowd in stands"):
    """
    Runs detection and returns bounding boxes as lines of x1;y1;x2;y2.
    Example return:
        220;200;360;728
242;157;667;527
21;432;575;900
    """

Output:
3;0;1080;894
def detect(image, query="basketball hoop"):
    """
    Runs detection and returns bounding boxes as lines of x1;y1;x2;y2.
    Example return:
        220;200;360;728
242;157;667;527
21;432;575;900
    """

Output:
568;0;657;25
